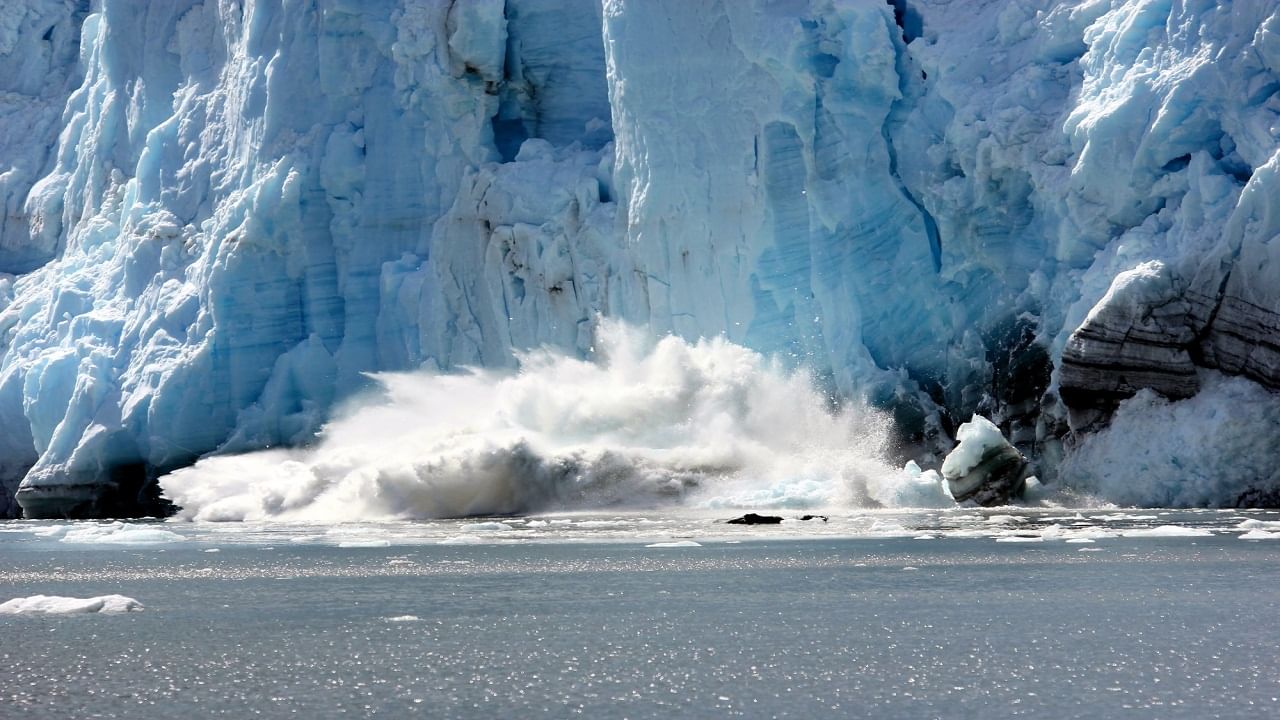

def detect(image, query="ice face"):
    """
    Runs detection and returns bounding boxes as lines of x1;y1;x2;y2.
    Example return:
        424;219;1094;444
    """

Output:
0;0;1278;516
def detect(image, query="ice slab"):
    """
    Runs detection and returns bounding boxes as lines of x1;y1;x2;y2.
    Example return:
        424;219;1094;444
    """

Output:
0;594;143;615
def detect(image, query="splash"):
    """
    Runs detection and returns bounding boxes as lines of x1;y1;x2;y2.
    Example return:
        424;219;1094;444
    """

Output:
162;323;940;522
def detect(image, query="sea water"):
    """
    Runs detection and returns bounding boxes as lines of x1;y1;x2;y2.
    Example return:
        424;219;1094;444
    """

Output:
3;509;1280;719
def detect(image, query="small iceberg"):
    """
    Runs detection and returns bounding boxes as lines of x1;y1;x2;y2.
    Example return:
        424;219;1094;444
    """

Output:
941;415;1028;506
0;595;144;615
1121;525;1213;538
58;522;183;545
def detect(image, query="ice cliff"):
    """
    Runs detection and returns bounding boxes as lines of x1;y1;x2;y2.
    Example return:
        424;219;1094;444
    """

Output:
0;0;1278;517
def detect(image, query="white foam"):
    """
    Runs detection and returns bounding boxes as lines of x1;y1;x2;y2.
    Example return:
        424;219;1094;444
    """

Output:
161;323;906;522
0;594;143;615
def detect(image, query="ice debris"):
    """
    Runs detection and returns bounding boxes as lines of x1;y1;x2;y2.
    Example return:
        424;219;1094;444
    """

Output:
0;595;143;615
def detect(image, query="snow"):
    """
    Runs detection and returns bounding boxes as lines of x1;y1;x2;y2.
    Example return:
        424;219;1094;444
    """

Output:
0;0;1277;514
0;594;143;615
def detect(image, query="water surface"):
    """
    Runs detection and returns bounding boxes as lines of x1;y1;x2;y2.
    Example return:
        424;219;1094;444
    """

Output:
3;509;1279;718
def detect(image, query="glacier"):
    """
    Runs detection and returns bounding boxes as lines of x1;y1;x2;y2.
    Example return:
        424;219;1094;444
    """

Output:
0;0;1278;518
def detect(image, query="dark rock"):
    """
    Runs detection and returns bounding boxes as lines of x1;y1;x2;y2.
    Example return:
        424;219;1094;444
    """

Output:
1198;293;1280;390
726;513;784;525
948;443;1028;506
16;463;176;519
1059;262;1200;430
799;514;828;522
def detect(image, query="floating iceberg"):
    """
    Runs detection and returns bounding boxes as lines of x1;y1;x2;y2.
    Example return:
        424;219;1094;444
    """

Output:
0;594;143;615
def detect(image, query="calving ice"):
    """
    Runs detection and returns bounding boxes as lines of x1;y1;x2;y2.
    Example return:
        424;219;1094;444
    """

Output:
1;0;1279;517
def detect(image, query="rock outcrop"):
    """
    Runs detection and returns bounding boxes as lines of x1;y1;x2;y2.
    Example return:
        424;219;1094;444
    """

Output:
1059;262;1201;430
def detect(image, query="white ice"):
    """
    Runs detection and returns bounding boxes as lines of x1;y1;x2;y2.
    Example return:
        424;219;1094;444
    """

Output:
0;594;143;615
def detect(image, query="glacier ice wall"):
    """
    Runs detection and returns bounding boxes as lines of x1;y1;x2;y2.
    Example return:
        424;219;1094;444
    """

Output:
0;0;1278;517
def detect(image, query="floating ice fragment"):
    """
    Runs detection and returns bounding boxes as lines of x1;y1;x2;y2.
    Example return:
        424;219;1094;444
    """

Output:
645;540;701;548
0;595;143;615
1239;529;1280;540
338;539;392;548
459;522;512;532
1120;526;1212;538
574;520;632;528
60;522;183;544
1238;519;1280;530
439;535;484;545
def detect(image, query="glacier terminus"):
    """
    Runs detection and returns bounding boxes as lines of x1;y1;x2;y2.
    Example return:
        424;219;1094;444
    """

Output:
1;0;1279;518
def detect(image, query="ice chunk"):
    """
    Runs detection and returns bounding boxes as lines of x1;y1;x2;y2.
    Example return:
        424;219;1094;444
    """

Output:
59;522;183;544
1120;526;1213;538
0;594;143;615
645;540;701;548
459;522;513;533
940;416;1027;506
337;539;392;548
